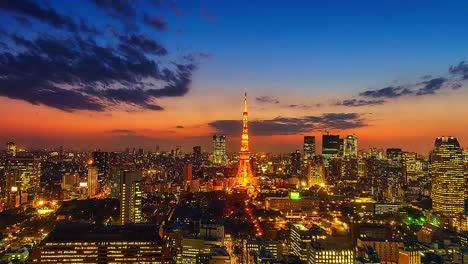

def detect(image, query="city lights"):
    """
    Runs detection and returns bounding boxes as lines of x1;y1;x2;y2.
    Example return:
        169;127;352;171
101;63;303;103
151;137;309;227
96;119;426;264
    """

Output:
0;1;467;264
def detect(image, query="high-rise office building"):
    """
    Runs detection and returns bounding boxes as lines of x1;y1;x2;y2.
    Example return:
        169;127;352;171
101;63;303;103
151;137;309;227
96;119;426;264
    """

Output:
193;146;202;165
120;170;142;224
385;148;404;201
87;166;99;198
304;136;316;160
307;156;325;187
339;138;345;157
322;134;340;166
184;163;193;182
175;146;182;158
290;224;312;261
431;136;465;215
290;150;301;176
6;142;16;157
386;148;403;167
5;156;41;203
343;135;358;157
212;135;226;165
92;151;109;184
402;152;418;182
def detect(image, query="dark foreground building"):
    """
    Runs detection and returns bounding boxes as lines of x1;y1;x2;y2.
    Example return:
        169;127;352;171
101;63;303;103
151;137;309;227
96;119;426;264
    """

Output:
30;222;174;263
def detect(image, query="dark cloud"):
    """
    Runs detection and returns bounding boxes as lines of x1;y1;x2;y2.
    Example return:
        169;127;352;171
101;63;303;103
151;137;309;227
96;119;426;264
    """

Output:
119;34;167;55
345;60;468;107
209;113;366;136
13;15;32;27
91;0;136;19
175;125;184;129
143;13;168;31
169;0;182;16
416;77;446;96
200;8;217;22
360;86;412;98
288;104;315;109
449;61;468;80
109;129;135;134
0;0;95;32
0;32;196;111
338;99;386;107
452;83;462;90
256;96;280;104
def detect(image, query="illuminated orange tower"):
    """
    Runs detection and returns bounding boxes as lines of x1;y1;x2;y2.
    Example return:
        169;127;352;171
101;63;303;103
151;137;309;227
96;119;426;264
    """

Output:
235;92;255;187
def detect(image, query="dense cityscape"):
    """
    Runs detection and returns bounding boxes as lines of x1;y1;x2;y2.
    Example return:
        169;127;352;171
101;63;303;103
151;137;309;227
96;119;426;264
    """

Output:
0;93;467;263
1;0;468;263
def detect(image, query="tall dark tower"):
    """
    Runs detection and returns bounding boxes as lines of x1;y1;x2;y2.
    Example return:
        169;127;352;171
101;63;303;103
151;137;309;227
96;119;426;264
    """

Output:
235;92;255;187
303;136;316;160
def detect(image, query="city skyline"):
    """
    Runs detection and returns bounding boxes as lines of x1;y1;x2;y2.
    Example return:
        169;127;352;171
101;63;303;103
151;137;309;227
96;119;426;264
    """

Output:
1;2;468;263
1;1;468;153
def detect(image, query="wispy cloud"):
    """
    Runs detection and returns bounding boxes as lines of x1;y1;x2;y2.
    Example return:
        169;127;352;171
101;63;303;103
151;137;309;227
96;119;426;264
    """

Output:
337;99;386;107
209;113;366;136
339;60;467;107
360;86;412;98
256;96;280;104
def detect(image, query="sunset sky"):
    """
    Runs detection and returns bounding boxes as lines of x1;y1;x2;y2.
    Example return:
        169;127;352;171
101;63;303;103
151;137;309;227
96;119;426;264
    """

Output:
0;0;467;154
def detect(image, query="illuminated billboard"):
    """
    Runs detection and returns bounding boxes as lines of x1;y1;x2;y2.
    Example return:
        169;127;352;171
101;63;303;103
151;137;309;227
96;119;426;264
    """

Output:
290;191;301;200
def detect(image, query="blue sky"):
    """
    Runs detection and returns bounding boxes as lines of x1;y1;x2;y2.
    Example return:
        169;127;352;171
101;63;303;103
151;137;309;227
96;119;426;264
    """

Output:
175;0;468;92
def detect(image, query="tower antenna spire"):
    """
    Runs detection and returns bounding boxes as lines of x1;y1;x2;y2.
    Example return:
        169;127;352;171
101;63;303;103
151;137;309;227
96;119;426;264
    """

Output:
243;91;248;113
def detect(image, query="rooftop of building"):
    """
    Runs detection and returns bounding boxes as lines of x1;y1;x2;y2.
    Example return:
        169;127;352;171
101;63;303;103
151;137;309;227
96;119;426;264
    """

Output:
43;222;162;243
310;240;353;250
292;223;309;231
210;246;229;257
358;236;403;242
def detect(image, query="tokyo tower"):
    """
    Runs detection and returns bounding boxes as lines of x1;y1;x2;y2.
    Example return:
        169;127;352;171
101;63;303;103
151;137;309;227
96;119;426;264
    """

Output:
235;92;255;187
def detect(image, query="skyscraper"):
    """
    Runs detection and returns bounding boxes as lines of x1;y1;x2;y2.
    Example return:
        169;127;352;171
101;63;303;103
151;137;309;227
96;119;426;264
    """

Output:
6;142;16;157
87;166;98;198
120;170;142;224
184;163;193;182
289;224;312;261
343;135;358;157
431;136;465;215
5;156;41;204
235;92;255;187
193;146;202;165
322;134;340;166
175;146;182;158
92;151;109;184
307;156;325;187
386;148;403;167
212;135;226;165
402;152;418;182
303;136;316;160
290;150;301;176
